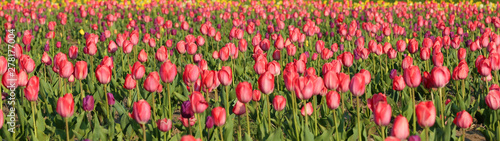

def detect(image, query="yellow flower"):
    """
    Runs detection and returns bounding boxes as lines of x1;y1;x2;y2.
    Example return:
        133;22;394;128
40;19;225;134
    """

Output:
306;40;309;47
79;29;85;35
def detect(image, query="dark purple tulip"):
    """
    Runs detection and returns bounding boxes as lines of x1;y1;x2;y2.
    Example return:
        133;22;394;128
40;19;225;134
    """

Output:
340;44;344;51
206;115;214;129
83;95;94;111
181;100;194;118
107;93;115;105
44;44;50;52
217;24;221;29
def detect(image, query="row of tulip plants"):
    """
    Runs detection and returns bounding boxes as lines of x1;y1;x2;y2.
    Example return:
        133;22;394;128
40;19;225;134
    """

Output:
1;0;500;141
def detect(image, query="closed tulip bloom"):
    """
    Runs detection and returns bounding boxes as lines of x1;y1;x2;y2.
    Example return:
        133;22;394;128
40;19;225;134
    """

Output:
180;135;198;141
82;95;94;111
24;76;39;101
420;47;430;61
69;46;78;59
430;66;451;88
108;40;118;53
137;49;148;63
187;42;198;55
184;64;200;84
20;56;35;73
393;75;406;91
155;46;168;62
416;101;436;128
301;102;313;116
144;72;161;93
159;61;177;83
273;50;281;60
95;65;112;84
236;82;253;103
132;100;151;125
337;73;350;93
458;48;466;61
273;95;286;111
326;91;341;109
388;49;397;59
258;72;275;94
178;116;197;128
157;118;172;132
254;58;267;75
131;62;146;80
453;110;473;128
59;60;74;78
367;93;388;111
295;59;306;74
253;90;261;102
486;90;500;110
452;61;469;80
123;74;137;90
218;66;232;86
212;107;226;126
0;56;8;75
2;69;17;88
17;70;28;87
385;136;401;141
432;52;444;67
190;91;208;113
408;39;419;54
324;71;339;90
206;115;214;129
57;93;75;118
341;52;354;67
123;40;134;54
232;101;246;115
401;56;413;70
360;69;371;84
350;73;366;96
74;61;88;80
403;66;421;88
266;61;281;76
176;41;187;54
391;115;409;139
100;56;114;70
295;76;314;100
374;102;392;126
107;93;115;105
310;76;324;95
478;58;492;77
396;40;407;52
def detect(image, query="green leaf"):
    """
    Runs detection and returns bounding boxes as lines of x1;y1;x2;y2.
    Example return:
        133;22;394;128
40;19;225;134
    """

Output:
303;124;314;141
224;115;235;141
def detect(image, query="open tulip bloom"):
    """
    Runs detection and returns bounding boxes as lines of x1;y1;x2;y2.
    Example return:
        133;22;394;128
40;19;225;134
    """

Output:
6;0;500;141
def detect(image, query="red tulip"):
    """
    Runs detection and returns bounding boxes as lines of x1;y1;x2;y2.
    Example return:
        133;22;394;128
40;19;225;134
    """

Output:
17;70;28;87
253;90;261;102
41;52;52;66
212;107;226;126
401;56;413;70
486;90;500;110
341;52;353;67
266;61;281;76
236;82;253;103
24;76;39;101
176;41;187;54
57;93;75;118
138;49;148;63
2;69;17;89
159;60;177;83
295;59;306;74
218;66;232;86
388;48;397;59
100;56;114;70
20;56;35;73
157;118;172;132
273;50;281;61
408;135;421;141
396;40;407;52
326;91;341;110
123;40;133;54
183;64;200;85
59;60;74;78
367;93;387;111
416;101;436;128
385;136;401;141
232;101;246;115
316;40;325;53
108;40;118;53
359;69;371;84
295;76;314;100
132;100;151;124
403;66;421;88
144;72;161;93
374;102;392;126
453;110;473;128
239;39;248;52
124;74;137;90
254;57;268;75
156;46;168;62
0;56;7;75
430;66;451;88
68;46;78;59
391;115;409;139
458;48;466;61
95;65;112;84
301;102;313;116
408;39;419;54
393;75;406;91
190;91;208;113
187;42;198;55
196;36;205;46
420;47;430;61
324;71;339;90
478;58;492;77
74;61;88;80
131;62;146;80
432;52;444;67
350;73;366;96
452;60;469;80
258;72;275;94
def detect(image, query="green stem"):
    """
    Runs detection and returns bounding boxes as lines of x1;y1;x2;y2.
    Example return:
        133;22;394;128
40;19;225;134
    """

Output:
80;80;84;101
104;84;109;118
142;124;147;141
65;118;69;141
225;86;229;117
439;88;445;127
333;109;338;141
219;127;224;141
381;126;386;140
356;96;362;140
167;83;171;117
267;94;272;129
313;96;318;135
32;102;37;139
198;114;203;140
412;88;417;133
246;105;250;136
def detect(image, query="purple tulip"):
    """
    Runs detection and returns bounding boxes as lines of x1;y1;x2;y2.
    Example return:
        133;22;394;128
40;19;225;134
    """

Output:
83;95;95;111
107;93;115;106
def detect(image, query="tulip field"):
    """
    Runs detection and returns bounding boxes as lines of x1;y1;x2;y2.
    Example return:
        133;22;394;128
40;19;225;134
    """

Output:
5;0;500;140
